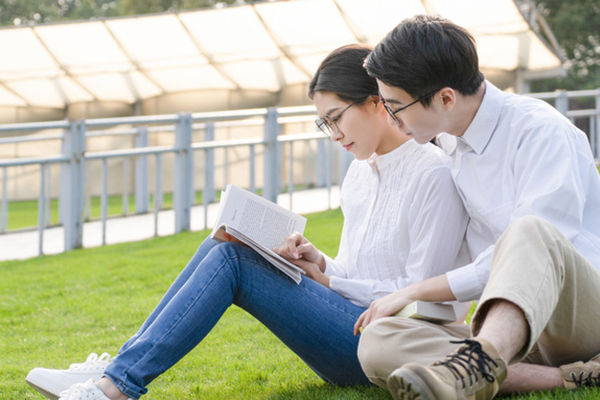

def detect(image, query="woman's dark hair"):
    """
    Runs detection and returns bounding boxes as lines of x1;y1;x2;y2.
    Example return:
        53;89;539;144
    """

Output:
365;14;484;106
308;44;378;104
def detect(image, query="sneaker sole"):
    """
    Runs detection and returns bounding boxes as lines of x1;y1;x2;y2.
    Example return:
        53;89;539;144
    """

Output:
25;378;60;400
388;369;436;400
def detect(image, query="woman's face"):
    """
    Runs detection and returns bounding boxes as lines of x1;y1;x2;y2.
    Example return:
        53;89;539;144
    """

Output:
313;91;388;160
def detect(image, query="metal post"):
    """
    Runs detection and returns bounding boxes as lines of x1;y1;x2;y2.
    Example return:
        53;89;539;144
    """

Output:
338;144;353;185
101;158;108;246
123;157;129;215
154;153;162;237
263;107;280;203
555;90;568;116
249;144;256;193
1;167;7;233
38;163;46;256
223;148;229;189
204;122;216;204
174;113;193;233
288;141;294;210
135;126;150;214
45;164;52;227
306;140;313;188
61;120;86;251
316;139;327;188
595;89;600;161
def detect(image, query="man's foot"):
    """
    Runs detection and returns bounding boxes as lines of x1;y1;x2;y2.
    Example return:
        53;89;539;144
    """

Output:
387;338;507;400
26;353;112;400
561;353;600;388
58;379;110;400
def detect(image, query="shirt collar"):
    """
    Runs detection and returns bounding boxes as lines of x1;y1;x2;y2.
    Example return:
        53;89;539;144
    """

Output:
368;139;418;172
458;80;504;155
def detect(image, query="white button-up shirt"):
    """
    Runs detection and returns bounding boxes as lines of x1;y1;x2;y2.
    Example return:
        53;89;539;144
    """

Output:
324;139;469;307
438;81;600;302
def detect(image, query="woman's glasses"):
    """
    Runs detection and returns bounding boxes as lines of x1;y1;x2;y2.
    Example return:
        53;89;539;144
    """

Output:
315;102;355;136
379;89;439;124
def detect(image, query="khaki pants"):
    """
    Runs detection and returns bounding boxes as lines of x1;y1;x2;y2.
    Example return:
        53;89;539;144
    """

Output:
358;216;600;388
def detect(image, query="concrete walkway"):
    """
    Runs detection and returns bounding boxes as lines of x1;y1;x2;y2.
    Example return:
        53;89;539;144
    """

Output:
0;187;341;262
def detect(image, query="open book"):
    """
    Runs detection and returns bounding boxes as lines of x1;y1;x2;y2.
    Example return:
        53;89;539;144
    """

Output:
393;301;458;324
210;184;307;284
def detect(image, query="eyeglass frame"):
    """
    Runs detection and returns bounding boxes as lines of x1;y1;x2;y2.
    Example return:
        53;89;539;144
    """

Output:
315;102;356;136
379;89;440;124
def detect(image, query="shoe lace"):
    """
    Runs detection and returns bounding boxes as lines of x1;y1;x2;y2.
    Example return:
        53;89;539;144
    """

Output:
59;379;99;400
69;353;112;372
571;370;600;387
434;339;500;389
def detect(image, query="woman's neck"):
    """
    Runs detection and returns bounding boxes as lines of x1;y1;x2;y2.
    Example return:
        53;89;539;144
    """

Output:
375;125;411;156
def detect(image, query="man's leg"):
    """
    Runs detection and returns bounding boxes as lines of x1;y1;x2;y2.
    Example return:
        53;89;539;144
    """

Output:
388;216;600;399
358;317;471;388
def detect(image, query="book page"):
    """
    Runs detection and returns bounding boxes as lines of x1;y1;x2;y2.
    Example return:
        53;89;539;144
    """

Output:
209;185;307;284
212;185;306;250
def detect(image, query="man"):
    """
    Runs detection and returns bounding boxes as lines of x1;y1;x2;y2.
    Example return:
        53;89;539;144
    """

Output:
355;14;600;400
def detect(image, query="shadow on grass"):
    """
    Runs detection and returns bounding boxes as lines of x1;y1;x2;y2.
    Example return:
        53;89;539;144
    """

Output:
267;382;391;400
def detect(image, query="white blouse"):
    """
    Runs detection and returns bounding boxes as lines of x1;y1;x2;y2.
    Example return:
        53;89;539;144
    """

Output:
324;139;469;307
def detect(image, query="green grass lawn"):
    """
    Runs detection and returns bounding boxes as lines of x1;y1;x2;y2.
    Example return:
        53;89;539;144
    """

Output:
1;209;598;399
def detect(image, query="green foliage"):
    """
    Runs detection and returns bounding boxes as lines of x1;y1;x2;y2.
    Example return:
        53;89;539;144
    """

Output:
0;0;256;27
529;0;600;91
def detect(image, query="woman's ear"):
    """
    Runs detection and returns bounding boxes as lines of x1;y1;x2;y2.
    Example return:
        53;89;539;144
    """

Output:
370;94;381;108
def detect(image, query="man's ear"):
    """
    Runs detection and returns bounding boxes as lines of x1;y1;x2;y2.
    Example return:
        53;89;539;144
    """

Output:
438;87;457;111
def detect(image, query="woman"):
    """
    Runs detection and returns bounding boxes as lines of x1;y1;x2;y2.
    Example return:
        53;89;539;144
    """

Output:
26;44;468;400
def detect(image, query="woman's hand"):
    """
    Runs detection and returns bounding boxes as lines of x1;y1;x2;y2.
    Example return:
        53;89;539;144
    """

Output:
273;232;325;272
286;258;331;288
353;290;416;336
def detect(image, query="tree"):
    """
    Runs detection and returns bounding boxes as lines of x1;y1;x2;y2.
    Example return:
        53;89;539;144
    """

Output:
528;0;600;91
0;0;121;26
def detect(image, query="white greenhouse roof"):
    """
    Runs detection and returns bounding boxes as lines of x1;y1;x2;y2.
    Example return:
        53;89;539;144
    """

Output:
0;0;563;109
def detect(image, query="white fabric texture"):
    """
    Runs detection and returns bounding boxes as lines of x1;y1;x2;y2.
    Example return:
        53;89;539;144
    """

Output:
323;139;469;307
437;81;600;302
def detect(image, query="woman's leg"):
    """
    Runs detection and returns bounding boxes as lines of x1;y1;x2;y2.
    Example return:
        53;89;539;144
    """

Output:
104;242;368;399
119;237;220;353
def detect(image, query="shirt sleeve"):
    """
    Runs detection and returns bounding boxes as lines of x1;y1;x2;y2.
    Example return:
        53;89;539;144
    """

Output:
447;119;592;302
328;166;469;308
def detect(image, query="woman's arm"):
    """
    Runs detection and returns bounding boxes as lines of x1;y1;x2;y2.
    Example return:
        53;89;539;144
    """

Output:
353;274;454;335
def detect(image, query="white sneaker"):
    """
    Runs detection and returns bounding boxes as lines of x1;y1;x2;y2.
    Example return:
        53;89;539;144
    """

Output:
58;379;109;400
26;353;112;400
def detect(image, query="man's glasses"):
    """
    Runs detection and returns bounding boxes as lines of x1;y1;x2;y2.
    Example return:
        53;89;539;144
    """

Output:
315;102;355;136
379;89;439;124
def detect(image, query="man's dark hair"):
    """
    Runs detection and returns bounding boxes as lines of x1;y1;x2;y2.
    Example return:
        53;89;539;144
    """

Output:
308;44;378;104
365;14;484;106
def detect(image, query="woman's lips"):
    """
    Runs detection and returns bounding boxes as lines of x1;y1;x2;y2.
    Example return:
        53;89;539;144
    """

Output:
344;143;353;151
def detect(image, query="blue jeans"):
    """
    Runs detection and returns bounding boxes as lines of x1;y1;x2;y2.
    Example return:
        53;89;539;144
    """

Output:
103;238;369;399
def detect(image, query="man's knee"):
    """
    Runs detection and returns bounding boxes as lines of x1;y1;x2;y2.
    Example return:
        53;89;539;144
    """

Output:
357;318;396;388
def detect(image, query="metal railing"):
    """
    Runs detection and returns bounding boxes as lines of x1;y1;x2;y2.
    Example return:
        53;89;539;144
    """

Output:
0;106;355;256
527;88;600;160
1;87;599;258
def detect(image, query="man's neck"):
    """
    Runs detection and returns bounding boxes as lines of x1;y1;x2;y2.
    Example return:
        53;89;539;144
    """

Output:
448;81;486;137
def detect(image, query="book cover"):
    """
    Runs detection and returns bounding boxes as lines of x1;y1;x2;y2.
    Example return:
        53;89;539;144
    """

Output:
393;301;458;324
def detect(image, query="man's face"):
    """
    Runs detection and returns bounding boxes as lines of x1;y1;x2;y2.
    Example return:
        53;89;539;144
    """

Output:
376;80;445;144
